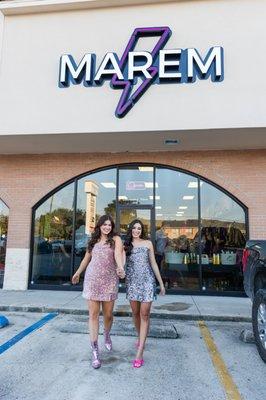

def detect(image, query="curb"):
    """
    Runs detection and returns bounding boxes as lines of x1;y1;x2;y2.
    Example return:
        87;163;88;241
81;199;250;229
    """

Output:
0;305;252;323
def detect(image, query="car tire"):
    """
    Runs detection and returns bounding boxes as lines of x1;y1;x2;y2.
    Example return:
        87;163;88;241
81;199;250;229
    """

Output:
252;289;266;363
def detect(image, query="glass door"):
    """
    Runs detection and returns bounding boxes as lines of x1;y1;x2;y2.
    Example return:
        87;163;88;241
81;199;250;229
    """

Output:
117;206;153;290
117;207;153;242
155;168;200;291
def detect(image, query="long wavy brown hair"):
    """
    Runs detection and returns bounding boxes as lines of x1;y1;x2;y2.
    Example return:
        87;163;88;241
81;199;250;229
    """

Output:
87;215;116;252
124;219;147;256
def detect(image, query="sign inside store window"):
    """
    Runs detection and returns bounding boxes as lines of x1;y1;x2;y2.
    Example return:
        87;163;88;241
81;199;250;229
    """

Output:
84;181;99;234
126;181;146;191
58;27;224;118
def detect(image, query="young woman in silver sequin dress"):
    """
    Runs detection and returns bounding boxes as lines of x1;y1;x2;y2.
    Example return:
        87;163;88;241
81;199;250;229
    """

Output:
124;219;165;368
72;215;125;369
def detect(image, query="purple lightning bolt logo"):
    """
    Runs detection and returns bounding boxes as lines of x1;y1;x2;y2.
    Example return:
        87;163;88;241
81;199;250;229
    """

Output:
111;27;172;118
59;27;224;118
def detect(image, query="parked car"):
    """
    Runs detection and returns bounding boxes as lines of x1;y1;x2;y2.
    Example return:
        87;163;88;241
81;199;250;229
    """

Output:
242;240;266;362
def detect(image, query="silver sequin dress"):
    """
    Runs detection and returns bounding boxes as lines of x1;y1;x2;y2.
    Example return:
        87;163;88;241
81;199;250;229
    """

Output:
126;246;156;302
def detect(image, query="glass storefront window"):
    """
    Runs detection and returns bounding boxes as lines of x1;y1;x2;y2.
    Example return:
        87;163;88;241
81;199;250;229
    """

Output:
155;168;200;291
118;166;154;206
30;164;248;293
200;181;246;292
0;200;9;288
31;183;75;285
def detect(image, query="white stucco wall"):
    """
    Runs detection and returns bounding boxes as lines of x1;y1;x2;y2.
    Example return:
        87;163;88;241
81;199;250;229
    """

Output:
0;0;265;136
3;248;30;290
0;12;4;71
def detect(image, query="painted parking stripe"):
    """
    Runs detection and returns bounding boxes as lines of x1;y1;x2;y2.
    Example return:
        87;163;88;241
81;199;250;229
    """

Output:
198;321;242;400
0;313;58;355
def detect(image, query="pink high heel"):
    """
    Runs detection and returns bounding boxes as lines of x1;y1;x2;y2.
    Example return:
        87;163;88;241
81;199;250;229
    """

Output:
132;359;144;368
91;341;101;369
104;330;112;351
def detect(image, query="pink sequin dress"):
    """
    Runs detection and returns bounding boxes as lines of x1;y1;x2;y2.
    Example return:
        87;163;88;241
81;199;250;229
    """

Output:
82;242;119;301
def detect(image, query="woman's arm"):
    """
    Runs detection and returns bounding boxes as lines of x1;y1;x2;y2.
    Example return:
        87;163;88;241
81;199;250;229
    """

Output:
147;241;165;295
72;250;91;284
114;236;125;278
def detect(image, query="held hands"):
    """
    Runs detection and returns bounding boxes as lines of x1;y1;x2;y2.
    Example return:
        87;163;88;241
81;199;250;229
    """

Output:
71;272;80;285
159;284;166;296
116;267;125;279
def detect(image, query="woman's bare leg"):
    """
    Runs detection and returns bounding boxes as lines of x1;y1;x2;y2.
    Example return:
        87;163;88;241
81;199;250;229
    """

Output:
88;300;100;342
102;300;115;332
135;302;152;360
130;301;141;338
88;300;101;368
102;300;115;350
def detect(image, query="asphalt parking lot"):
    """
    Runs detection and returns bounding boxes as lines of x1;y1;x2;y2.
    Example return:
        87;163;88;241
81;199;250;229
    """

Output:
0;312;265;400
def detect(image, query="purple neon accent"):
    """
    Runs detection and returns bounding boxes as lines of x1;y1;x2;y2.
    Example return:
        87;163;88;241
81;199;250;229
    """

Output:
111;27;172;117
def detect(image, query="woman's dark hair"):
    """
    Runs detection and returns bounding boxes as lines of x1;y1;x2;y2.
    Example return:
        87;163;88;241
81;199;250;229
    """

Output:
124;219;147;256
87;215;116;252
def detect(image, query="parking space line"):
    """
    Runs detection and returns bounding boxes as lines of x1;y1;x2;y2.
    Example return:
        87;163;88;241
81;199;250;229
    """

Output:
0;313;58;355
198;321;242;400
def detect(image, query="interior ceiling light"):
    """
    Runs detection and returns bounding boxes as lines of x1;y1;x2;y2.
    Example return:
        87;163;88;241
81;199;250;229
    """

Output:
164;139;180;145
188;181;203;188
155;206;162;209
101;182;116;188
138;166;154;172
183;195;194;200
179;206;188;209
156;214;163;217
118;196;128;200
144;182;158;188
149;195;160;200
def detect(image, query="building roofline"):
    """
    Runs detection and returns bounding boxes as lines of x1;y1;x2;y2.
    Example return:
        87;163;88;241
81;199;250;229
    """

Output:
0;0;185;16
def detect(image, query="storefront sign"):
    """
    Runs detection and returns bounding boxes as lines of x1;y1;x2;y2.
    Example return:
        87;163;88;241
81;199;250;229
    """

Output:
59;26;224;118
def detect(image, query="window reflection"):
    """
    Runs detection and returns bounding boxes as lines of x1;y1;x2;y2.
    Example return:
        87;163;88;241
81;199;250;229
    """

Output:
30;165;248;293
32;183;75;285
119;166;154;205
74;169;117;279
0;200;9;288
155;169;200;291
200;181;246;291
119;209;151;242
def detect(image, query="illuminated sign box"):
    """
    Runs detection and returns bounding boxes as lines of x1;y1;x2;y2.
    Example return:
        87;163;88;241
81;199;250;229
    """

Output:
59;26;224;118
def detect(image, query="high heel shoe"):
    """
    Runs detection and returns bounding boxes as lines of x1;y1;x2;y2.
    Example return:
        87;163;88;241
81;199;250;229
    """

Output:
132;359;144;368
104;330;112;351
91;341;101;369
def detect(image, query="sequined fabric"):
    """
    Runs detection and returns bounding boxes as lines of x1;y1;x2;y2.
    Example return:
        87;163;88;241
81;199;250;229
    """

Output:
82;242;118;301
126;246;156;302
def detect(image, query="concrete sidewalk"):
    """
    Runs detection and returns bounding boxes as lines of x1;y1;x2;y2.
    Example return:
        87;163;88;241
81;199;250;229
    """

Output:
0;289;252;322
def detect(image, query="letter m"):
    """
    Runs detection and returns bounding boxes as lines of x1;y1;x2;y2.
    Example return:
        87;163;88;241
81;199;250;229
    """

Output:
187;47;224;82
59;54;93;87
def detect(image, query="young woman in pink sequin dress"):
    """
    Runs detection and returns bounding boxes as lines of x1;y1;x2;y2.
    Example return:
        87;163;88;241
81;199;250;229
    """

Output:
72;215;125;369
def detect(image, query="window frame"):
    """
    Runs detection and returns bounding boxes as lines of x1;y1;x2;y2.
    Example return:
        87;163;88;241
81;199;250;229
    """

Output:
29;163;249;295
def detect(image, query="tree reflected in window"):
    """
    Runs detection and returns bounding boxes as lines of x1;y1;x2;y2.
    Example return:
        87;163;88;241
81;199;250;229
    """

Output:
32;183;75;285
